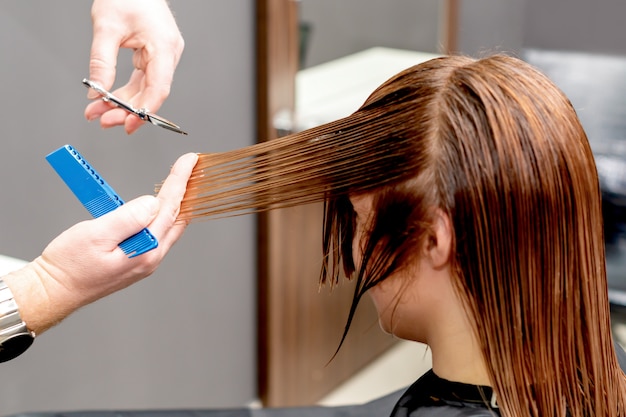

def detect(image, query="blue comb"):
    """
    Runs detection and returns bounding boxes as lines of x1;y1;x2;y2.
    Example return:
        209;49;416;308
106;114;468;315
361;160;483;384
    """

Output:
45;144;158;258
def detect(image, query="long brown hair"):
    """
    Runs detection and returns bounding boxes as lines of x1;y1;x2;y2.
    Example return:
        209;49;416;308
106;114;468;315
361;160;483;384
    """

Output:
178;54;626;416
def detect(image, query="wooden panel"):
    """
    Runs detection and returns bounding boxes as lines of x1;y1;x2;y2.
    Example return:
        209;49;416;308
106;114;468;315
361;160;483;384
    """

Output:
262;204;396;406
255;0;299;406
444;0;459;54
256;0;397;407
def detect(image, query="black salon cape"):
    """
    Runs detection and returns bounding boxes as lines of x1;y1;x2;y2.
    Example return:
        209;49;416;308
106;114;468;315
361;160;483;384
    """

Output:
387;339;626;417
9;340;626;417
388;369;498;417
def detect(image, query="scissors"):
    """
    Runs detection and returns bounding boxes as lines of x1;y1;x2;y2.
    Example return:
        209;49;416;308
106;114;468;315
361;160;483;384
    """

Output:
82;78;188;135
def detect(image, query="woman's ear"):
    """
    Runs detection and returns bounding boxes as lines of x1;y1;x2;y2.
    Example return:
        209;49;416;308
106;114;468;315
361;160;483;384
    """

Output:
425;209;452;269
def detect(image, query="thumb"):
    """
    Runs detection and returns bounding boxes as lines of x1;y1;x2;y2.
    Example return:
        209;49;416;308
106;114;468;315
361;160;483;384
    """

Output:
93;195;160;243
88;33;122;98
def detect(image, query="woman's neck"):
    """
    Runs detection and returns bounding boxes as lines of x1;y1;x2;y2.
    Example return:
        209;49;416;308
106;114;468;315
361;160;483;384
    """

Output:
425;299;491;386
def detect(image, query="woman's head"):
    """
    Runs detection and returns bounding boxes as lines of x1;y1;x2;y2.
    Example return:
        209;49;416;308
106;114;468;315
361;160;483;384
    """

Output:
322;55;623;416
349;192;454;343
180;53;625;415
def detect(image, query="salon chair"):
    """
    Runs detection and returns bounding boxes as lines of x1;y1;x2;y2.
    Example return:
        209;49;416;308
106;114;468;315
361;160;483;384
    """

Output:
523;48;626;309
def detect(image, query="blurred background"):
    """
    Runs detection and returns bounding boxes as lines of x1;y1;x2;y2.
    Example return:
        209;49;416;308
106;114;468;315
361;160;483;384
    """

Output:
2;0;626;415
0;1;256;415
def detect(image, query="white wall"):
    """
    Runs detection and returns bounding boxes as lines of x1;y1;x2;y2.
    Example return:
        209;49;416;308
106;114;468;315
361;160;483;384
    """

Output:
456;0;626;57
0;1;256;414
523;0;626;55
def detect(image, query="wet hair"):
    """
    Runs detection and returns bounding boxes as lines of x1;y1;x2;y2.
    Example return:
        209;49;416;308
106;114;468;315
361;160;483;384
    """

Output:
323;55;626;417
178;54;626;416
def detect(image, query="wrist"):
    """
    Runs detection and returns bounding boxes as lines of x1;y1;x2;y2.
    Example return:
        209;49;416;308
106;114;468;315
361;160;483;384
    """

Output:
3;258;80;335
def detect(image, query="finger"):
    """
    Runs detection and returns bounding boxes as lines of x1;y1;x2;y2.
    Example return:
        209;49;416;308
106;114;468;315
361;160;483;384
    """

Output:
115;71;148;134
88;30;124;99
100;108;133;129
148;153;198;247
124;57;176;134
132;48;144;72
98;71;145;131
84;99;129;128
85;70;143;127
91;195;160;245
124;114;147;135
84;99;112;121
136;50;179;114
157;153;199;205
109;69;144;100
84;99;125;124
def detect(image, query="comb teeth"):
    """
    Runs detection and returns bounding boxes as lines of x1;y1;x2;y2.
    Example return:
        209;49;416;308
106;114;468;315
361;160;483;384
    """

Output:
84;194;120;218
119;231;158;256
45;144;158;258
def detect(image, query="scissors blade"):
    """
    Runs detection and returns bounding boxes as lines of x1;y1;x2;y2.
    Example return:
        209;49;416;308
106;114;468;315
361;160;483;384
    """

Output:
144;112;188;135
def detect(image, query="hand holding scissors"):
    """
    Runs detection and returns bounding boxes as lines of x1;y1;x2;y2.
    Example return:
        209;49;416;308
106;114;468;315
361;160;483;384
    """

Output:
86;0;184;135
83;79;187;135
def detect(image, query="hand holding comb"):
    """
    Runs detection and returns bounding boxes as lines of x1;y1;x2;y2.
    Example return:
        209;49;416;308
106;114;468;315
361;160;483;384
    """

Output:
45;144;158;258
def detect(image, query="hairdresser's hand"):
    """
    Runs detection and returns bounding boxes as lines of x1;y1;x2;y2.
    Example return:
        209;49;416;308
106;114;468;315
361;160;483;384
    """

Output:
84;0;184;134
3;153;198;334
